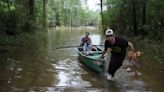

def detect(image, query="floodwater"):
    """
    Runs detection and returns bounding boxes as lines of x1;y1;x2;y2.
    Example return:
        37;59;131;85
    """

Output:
0;28;164;92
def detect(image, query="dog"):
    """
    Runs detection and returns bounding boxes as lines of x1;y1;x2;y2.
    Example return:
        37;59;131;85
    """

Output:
126;51;143;74
128;51;142;63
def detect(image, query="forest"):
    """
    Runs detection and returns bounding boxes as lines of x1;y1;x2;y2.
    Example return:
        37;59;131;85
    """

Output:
101;0;164;42
0;0;164;49
0;0;164;91
0;0;163;42
0;0;99;34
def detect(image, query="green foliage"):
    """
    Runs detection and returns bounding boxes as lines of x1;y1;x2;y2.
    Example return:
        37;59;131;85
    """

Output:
102;0;164;41
46;0;99;27
0;0;99;34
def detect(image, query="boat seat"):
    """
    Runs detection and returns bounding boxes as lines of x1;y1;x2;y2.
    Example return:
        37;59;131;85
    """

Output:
78;47;83;51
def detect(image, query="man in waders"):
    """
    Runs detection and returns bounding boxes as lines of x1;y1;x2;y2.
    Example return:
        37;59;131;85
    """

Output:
102;29;134;80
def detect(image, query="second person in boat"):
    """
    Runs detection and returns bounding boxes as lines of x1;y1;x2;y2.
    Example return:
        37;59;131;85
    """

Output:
80;32;96;52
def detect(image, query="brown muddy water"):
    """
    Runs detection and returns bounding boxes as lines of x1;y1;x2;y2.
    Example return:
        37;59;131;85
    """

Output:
0;28;164;92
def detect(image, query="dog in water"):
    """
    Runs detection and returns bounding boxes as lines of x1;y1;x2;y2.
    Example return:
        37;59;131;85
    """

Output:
126;50;143;75
128;51;142;64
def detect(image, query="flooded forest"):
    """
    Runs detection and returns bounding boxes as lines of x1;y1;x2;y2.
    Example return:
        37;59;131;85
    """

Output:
0;0;164;92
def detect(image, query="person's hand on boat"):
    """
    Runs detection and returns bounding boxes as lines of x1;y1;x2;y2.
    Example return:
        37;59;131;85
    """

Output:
101;53;107;59
101;55;104;59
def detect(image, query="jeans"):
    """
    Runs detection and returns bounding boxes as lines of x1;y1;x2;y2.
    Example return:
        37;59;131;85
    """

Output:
83;43;92;51
108;54;126;77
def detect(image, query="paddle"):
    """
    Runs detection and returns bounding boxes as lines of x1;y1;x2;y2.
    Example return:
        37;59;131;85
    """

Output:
56;45;81;49
56;45;104;49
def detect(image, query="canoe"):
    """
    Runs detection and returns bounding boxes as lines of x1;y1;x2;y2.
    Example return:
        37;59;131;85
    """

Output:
78;47;105;73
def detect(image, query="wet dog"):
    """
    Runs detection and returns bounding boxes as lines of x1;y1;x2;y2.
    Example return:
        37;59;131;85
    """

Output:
128;51;142;64
126;51;143;75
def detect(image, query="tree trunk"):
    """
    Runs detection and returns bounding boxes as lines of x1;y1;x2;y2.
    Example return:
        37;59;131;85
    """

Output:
42;0;46;30
100;0;104;31
28;0;35;19
132;0;138;35
6;0;11;13
142;0;146;25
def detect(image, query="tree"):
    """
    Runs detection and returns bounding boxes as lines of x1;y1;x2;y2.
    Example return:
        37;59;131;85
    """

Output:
28;0;35;20
42;0;46;29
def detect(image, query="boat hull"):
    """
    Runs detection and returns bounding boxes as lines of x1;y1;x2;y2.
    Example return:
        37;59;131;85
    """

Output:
78;47;105;73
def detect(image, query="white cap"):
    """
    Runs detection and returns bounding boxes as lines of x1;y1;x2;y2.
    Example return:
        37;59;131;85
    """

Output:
105;29;113;36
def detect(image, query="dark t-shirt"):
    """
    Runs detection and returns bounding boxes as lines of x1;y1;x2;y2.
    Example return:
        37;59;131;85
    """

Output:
105;36;128;55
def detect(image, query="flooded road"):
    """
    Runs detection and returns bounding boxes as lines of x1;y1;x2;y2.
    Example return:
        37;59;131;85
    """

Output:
0;28;164;92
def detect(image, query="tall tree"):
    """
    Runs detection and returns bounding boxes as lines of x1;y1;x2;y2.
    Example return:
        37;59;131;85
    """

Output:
28;0;35;19
42;0;46;29
100;0;104;31
132;0;138;35
142;0;146;25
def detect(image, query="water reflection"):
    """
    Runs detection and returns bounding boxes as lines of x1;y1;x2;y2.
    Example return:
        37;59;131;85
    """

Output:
47;28;151;92
0;28;163;91
52;58;91;88
0;32;54;92
90;35;102;45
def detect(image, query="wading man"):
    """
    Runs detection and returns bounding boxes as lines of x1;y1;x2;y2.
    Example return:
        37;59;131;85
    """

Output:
102;29;134;80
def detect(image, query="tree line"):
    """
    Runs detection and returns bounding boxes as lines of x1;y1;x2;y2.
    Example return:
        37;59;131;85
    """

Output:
0;0;99;35
1;0;163;42
101;0;164;41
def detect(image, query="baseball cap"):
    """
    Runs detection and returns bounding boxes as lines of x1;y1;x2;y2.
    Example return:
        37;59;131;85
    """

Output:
105;29;113;36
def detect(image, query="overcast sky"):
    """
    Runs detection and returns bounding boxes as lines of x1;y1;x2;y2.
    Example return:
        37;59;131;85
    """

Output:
87;0;100;11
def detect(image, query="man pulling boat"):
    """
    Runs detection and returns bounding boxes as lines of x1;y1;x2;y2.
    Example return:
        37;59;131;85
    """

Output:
102;29;134;80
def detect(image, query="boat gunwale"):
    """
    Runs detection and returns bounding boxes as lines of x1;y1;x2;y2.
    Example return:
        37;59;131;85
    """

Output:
78;50;105;62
